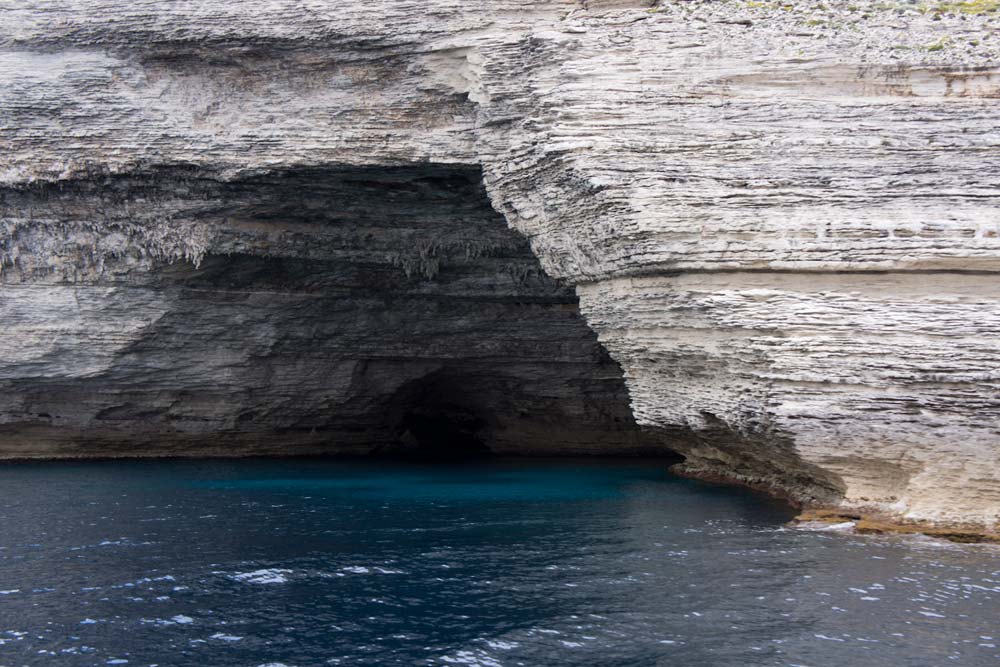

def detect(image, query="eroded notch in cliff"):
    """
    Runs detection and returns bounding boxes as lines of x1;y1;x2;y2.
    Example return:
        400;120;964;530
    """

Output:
0;164;677;460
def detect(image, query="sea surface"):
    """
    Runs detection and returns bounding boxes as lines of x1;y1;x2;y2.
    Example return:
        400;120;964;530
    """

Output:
0;458;998;667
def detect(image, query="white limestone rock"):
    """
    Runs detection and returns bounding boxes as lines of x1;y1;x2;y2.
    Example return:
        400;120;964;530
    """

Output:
1;0;998;528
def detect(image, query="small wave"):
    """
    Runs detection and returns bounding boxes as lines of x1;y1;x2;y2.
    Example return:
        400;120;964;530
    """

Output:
334;565;406;576
440;650;503;667
231;569;292;584
797;521;857;533
139;615;193;626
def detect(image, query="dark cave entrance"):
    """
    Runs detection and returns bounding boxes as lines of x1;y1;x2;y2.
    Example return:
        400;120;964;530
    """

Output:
398;402;491;459
1;164;680;462
382;372;493;460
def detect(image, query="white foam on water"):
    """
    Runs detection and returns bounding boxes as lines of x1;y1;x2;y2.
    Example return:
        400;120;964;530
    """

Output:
0;589;19;595
209;633;242;642
231;569;292;584
797;521;856;533
98;539;131;546
141;616;189;626
439;650;503;667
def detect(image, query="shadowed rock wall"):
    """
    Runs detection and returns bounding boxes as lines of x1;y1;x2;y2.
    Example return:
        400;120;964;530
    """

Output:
0;165;666;457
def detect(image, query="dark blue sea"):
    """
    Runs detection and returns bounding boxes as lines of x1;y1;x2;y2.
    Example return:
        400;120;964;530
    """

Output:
0;458;998;666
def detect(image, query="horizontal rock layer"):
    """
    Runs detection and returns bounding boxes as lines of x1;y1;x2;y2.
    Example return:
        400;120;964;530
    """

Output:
1;0;998;527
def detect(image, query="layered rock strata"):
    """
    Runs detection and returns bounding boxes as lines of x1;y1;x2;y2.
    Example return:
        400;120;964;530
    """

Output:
0;164;663;457
470;1;1000;529
1;0;998;528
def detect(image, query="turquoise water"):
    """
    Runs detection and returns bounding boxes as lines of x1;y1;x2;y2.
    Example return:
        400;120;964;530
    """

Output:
0;458;998;666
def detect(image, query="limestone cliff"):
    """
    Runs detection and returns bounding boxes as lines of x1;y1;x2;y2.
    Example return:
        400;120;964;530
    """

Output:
1;0;998;529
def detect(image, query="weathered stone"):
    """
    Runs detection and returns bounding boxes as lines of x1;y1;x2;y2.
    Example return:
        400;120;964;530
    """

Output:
1;0;998;528
0;164;664;458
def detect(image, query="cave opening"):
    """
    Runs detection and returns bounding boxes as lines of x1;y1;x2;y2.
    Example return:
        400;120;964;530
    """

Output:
398;402;492;460
0;164;680;462
382;371;494;460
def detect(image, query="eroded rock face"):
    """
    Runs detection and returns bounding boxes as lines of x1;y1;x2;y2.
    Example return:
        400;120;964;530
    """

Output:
1;0;998;527
0;165;664;457
470;1;1000;527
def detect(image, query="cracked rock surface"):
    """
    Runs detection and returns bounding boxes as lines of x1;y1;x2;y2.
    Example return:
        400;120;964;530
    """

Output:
1;0;998;527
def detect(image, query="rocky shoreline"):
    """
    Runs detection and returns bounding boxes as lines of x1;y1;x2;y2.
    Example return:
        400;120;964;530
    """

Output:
794;509;1000;544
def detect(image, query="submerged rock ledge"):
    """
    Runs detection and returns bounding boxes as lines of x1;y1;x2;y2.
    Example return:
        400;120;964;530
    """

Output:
1;1;998;530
